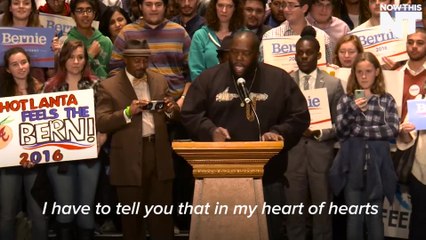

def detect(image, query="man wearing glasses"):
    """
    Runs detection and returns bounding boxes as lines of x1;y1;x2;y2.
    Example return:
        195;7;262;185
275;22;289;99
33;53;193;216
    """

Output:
307;0;350;46
261;0;334;63
264;0;286;28
67;0;113;79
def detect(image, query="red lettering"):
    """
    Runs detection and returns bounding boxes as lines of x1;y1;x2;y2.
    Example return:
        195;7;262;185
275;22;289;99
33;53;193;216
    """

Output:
0;126;9;141
67;94;78;106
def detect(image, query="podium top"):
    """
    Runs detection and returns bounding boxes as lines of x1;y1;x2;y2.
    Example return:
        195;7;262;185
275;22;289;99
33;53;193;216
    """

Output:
172;141;283;150
172;141;284;178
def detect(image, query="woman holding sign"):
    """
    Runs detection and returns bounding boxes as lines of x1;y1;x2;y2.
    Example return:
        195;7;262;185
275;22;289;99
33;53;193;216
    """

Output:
333;35;364;68
397;104;426;240
0;47;47;240
43;40;106;240
323;35;363;77
0;0;49;82
330;52;399;240
0;0;40;27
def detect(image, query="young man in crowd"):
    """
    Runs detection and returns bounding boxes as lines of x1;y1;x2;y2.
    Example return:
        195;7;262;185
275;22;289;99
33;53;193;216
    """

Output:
287;26;344;240
38;0;71;16
264;0;286;28
110;0;191;107
307;0;350;46
261;0;334;63
171;0;205;38
243;0;271;40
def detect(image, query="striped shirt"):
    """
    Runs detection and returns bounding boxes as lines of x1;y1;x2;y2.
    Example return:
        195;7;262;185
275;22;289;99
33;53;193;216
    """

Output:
110;19;191;97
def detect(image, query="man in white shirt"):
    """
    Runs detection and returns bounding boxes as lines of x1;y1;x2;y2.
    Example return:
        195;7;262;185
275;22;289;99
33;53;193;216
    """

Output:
287;26;344;240
261;0;334;63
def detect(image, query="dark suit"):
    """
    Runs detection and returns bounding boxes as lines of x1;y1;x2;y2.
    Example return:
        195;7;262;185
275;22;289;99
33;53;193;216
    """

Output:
96;69;178;240
286;69;344;240
254;25;272;41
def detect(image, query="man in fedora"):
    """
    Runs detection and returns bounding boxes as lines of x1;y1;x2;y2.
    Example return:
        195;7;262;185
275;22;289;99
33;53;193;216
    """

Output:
96;39;180;240
217;35;233;64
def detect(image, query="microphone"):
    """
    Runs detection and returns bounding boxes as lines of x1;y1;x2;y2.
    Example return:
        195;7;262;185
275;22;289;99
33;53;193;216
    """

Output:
236;78;261;141
237;78;252;104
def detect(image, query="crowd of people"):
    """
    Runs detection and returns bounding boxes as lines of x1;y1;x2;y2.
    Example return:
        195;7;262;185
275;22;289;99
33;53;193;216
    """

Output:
0;0;426;240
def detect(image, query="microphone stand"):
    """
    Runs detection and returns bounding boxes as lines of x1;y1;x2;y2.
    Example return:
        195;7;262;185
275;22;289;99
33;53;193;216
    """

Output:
249;103;262;142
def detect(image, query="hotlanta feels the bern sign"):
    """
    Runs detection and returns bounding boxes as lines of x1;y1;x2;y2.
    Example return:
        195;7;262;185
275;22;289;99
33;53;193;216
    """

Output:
380;3;422;39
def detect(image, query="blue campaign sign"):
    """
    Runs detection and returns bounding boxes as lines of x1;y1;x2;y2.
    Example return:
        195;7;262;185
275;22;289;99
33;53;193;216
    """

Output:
0;27;55;68
407;99;426;130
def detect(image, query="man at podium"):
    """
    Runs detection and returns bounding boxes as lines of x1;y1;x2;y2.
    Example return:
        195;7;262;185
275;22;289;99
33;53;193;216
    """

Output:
181;31;310;240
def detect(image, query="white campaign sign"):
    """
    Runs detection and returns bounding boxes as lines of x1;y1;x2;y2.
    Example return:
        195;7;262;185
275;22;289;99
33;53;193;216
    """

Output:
263;34;326;73
302;88;332;130
39;12;100;34
350;26;408;65
0;89;98;168
383;185;411;239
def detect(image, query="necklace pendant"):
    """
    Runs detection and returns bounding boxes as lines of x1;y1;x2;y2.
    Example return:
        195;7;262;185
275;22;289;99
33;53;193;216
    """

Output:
240;102;245;108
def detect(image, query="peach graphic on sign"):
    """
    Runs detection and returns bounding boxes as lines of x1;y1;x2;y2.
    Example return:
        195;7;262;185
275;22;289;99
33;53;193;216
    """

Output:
0;117;13;149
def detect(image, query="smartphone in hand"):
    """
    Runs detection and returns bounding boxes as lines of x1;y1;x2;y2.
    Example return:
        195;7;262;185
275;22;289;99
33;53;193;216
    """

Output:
354;89;365;99
142;100;165;110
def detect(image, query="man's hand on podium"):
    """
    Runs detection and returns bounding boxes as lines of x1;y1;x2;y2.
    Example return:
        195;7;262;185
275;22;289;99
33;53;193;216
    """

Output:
213;127;231;142
261;132;283;141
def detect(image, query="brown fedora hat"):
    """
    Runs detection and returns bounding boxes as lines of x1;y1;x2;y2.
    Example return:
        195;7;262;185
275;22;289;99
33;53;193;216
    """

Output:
123;39;151;57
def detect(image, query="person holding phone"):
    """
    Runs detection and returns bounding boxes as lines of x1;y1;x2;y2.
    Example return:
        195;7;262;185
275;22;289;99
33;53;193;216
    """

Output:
354;89;364;99
96;39;180;240
354;89;367;111
330;52;399;240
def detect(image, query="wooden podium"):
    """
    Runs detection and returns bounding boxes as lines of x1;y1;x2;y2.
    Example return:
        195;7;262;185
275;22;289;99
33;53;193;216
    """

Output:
172;141;284;240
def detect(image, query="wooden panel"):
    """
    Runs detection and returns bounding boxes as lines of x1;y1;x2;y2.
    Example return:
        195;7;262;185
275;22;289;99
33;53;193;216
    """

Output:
172;141;284;178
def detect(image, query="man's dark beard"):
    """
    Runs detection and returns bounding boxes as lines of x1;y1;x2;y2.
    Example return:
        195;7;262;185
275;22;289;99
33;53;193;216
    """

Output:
181;9;196;18
408;52;426;61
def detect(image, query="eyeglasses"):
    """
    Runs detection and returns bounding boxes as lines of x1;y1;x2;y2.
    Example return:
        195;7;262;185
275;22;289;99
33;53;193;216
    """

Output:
271;2;301;10
74;8;95;15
